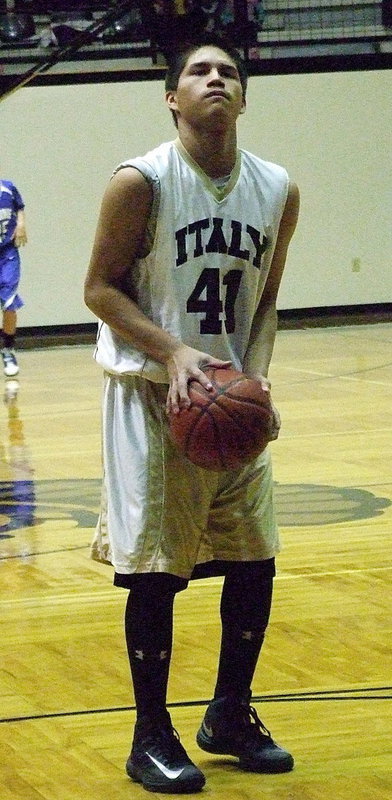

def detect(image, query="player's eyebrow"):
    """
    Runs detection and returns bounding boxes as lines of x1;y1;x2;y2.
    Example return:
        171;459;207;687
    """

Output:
187;60;239;77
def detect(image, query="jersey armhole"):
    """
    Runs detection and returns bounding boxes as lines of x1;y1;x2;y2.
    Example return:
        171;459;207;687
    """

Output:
113;160;161;257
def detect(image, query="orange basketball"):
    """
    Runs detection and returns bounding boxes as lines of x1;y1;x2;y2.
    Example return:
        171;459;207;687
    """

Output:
168;367;274;471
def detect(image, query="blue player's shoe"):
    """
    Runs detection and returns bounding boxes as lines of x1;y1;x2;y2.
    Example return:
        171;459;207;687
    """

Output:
1;348;19;377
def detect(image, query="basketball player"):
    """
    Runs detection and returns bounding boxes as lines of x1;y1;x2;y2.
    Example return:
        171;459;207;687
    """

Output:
85;35;299;794
0;179;27;377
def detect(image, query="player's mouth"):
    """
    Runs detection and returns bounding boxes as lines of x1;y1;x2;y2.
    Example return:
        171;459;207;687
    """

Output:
205;90;230;99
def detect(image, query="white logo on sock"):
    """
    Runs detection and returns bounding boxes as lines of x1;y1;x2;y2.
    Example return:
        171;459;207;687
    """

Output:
146;752;185;780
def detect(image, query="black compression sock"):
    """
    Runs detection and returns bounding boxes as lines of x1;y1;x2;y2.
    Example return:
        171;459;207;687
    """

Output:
125;576;178;721
214;564;274;701
2;333;15;349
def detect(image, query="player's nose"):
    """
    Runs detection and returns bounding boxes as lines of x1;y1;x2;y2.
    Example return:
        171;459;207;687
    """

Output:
207;68;225;84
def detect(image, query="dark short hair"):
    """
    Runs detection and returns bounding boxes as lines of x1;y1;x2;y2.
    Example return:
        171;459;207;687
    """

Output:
165;34;248;126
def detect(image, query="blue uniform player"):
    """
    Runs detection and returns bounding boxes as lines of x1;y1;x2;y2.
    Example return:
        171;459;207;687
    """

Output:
0;180;27;377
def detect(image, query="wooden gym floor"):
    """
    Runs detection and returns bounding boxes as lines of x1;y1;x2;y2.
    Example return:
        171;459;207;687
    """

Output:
0;322;391;800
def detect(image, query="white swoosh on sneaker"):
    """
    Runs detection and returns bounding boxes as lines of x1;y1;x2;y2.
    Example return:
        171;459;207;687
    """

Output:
202;721;213;737
146;752;185;780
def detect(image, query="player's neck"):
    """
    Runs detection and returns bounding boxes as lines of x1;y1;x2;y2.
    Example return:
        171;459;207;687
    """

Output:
178;127;238;179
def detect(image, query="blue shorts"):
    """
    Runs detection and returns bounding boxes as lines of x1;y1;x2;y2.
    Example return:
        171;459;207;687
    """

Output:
0;247;24;311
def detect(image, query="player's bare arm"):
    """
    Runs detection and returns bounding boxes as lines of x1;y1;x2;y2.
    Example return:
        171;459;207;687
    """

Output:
13;210;27;247
84;167;230;413
243;181;300;438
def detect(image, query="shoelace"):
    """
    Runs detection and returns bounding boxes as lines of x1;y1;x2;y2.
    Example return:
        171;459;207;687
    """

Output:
143;724;187;762
239;704;273;742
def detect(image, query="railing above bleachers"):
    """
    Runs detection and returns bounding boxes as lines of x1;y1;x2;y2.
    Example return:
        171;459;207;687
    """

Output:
0;0;391;95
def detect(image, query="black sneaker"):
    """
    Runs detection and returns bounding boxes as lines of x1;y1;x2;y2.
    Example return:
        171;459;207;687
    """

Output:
126;712;206;793
196;697;294;773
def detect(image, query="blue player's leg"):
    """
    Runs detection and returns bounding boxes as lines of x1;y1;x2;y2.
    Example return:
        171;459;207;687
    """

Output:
0;250;23;377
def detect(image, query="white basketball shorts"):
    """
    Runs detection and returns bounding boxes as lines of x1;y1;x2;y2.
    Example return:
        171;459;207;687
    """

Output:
91;373;280;580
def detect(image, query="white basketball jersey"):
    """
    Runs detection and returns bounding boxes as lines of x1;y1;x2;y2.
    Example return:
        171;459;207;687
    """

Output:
94;139;289;382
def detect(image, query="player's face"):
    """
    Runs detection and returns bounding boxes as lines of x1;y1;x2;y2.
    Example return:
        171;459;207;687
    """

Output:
166;46;246;128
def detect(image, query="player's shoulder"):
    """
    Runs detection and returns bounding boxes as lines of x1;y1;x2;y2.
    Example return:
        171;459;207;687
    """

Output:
114;140;176;175
111;141;177;193
240;148;288;179
240;150;290;205
1;179;15;193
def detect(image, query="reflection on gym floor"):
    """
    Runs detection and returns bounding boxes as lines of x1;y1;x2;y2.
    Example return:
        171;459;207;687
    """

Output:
0;378;35;537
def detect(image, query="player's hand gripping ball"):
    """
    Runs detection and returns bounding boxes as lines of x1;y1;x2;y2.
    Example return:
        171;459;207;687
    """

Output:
169;367;274;471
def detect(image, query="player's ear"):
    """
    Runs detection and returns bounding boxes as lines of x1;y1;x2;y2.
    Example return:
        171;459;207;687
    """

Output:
239;96;246;115
166;90;178;113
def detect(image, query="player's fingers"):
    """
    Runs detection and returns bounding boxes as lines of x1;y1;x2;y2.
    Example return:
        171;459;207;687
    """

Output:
176;373;192;409
198;359;232;390
269;405;281;440
206;359;232;370
258;376;271;393
166;381;180;416
194;368;213;391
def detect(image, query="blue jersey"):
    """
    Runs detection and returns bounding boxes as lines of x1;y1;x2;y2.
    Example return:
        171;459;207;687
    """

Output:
0;180;25;252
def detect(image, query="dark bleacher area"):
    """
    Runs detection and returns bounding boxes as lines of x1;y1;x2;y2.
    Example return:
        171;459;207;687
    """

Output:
0;1;391;89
